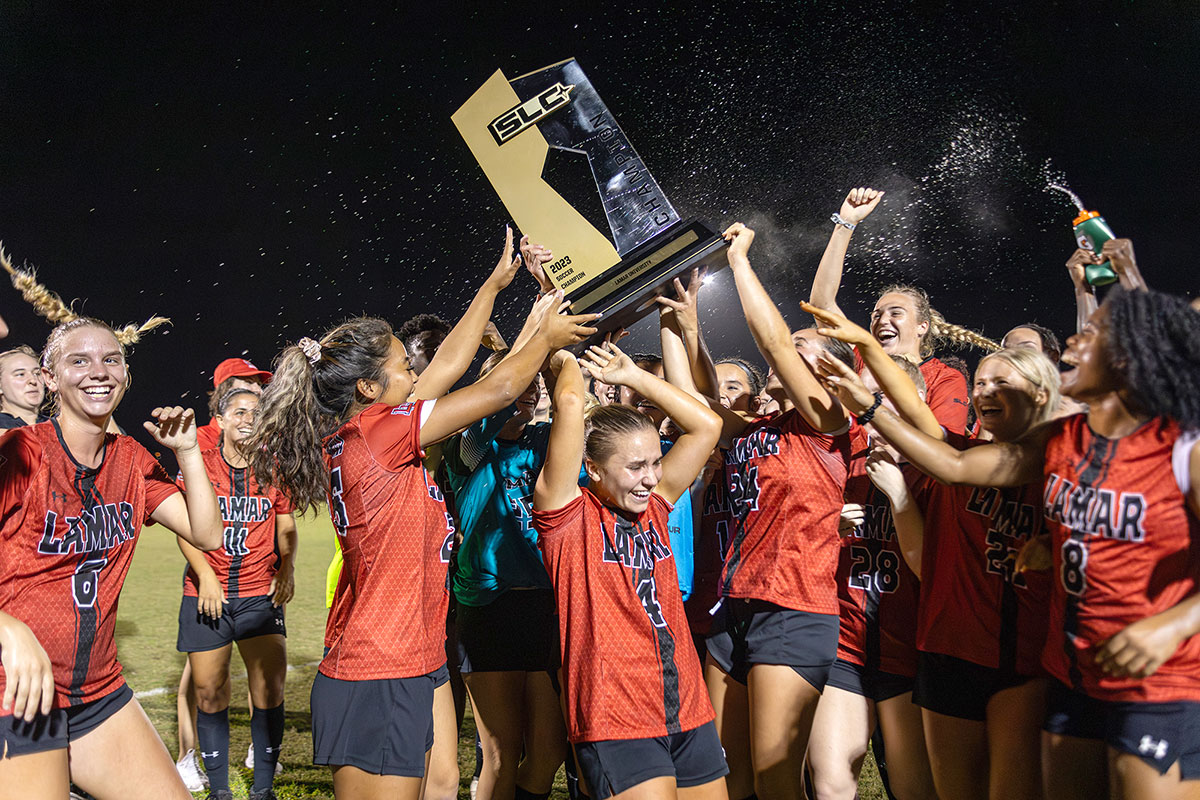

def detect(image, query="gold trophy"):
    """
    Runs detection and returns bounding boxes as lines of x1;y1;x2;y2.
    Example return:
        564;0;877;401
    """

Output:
454;59;728;340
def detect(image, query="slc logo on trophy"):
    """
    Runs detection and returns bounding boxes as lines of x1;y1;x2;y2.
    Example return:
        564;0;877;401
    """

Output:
453;59;728;339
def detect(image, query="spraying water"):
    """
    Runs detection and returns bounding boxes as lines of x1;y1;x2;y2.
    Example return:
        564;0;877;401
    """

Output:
1046;182;1085;212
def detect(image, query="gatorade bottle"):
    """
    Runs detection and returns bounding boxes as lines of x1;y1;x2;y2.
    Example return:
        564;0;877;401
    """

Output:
1072;211;1118;286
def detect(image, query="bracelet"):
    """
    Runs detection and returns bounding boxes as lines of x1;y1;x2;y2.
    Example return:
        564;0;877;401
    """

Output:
831;212;856;231
855;392;884;425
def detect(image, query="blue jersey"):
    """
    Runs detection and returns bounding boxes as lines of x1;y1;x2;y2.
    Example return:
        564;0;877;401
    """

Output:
661;437;695;602
445;408;554;606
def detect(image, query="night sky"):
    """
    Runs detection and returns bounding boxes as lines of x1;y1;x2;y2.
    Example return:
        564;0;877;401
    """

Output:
2;2;1197;457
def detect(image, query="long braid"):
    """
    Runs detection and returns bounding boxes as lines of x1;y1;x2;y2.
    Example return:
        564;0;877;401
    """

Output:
2;241;170;348
929;309;1001;353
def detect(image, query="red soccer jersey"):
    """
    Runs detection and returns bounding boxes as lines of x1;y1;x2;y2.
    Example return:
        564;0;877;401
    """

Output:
1041;415;1200;702
535;489;713;743
912;433;1050;675
853;351;969;434
720;409;852;614
836;424;922;677
685;459;731;637
0;422;178;708
178;447;294;599
320;401;454;681
196;419;222;451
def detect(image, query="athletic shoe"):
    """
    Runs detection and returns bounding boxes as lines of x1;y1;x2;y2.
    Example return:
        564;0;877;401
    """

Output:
245;743;284;775
206;791;234;800
249;790;278;800
176;748;209;792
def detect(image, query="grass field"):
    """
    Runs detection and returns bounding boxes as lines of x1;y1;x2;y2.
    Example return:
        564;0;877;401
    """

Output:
116;516;886;799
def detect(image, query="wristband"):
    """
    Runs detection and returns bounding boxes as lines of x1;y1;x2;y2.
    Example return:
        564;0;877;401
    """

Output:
855;392;884;425
831;212;856;231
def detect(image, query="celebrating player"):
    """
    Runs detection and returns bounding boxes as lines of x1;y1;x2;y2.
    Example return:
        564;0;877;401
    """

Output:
246;286;595;799
532;343;727;799
818;288;1200;799
175;387;297;800
0;316;223;800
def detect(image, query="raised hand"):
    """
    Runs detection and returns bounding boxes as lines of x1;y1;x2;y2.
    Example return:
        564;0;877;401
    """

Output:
815;352;875;414
838;503;865;537
1065;248;1100;291
865;447;906;501
520;235;556;294
800;300;873;346
654;267;706;330
537;294;600;350
481;320;507;352
580;342;642;388
487;225;523;291
0;615;55;722
1101;238;1146;290
839;187;884;225
144;406;199;452
722;223;755;264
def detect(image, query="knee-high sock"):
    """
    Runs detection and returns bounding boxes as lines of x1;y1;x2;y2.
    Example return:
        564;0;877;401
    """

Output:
196;708;230;791
250;702;285;791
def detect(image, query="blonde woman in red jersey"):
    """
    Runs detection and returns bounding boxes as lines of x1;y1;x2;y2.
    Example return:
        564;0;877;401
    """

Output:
246;284;595;800
0;317;224;800
808;188;973;434
818;287;1200;800
532;342;725;800
701;224;852;800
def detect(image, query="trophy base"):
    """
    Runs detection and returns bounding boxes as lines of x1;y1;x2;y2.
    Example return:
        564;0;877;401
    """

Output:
564;219;729;350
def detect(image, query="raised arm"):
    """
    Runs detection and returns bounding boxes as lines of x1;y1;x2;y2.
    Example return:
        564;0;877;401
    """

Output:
808;188;884;317
413;227;523;400
420;294;597;447
802;301;942;438
865;449;925;577
146;407;223;551
533;352;586;511
581;344;722;504
1102;238;1147;292
656;268;720;402
724;223;845;433
817;353;1047;487
1066;249;1100;334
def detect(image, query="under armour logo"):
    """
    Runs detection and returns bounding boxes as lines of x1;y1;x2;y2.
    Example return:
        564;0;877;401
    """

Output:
50;490;69;503
201;750;221;759
1138;735;1168;760
264;746;277;754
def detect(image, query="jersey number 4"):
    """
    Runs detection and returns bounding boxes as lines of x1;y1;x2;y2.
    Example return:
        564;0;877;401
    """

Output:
728;465;761;520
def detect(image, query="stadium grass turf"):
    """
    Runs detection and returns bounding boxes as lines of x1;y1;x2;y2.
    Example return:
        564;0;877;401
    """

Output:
117;516;885;799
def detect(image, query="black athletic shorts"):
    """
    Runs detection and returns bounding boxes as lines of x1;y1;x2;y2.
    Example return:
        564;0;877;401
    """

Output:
913;651;1038;722
1044;680;1200;779
311;665;449;777
176;594;286;652
705;598;838;690
1;683;133;757
825;657;914;703
456;588;559;674
574;720;729;798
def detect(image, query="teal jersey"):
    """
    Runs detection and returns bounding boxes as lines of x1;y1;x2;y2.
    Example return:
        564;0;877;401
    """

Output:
661;437;695;601
445;407;553;606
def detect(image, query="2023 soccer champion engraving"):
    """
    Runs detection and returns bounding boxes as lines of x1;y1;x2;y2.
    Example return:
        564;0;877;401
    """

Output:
453;58;729;339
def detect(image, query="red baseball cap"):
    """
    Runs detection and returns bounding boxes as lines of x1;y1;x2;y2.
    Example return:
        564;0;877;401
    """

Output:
212;357;272;388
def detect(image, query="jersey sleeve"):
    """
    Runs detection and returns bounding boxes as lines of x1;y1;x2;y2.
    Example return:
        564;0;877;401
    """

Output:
272;484;296;516
925;364;969;434
358;400;430;471
136;443;182;523
1173;429;1199;496
0;429;42;528
532;491;587;543
456;404;517;475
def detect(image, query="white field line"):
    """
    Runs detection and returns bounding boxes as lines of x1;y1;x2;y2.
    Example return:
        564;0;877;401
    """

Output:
133;660;322;700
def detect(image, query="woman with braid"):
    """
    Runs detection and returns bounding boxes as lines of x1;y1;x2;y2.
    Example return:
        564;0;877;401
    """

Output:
817;288;1200;800
808;187;1001;434
0;307;222;799
246;269;595;800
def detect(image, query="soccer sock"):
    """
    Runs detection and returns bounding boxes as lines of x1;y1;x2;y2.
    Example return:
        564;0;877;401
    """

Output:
196;708;230;791
251;702;285;791
515;786;551;800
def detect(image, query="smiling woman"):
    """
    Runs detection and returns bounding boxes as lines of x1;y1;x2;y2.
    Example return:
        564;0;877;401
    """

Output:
0;345;47;428
0;315;225;800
